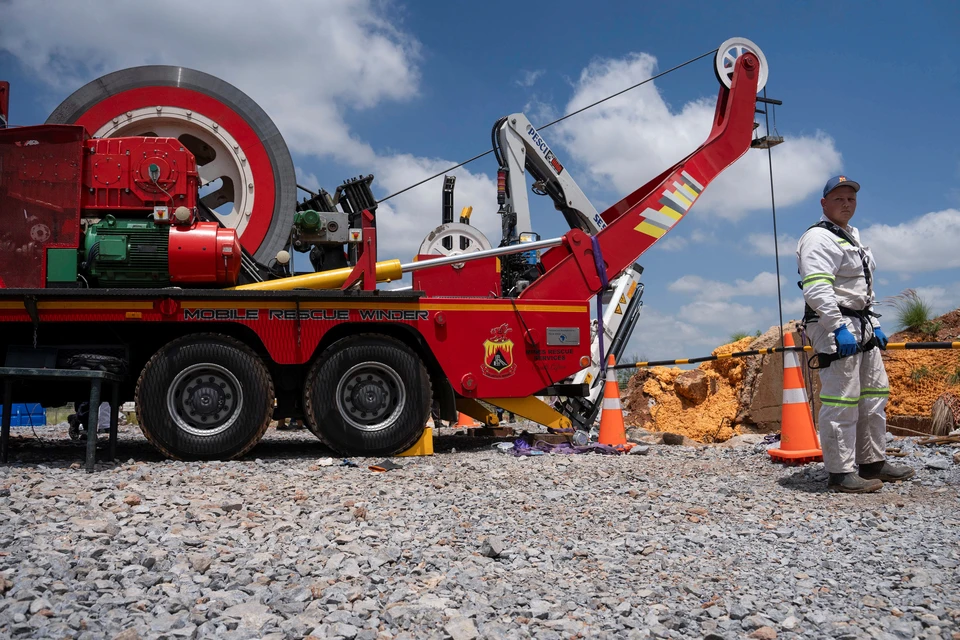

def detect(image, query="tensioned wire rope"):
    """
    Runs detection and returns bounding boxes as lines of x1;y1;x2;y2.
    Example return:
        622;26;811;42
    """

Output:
373;48;718;204
756;88;811;413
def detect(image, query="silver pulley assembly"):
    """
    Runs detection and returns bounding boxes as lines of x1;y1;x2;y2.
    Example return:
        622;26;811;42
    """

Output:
715;37;768;92
418;223;492;256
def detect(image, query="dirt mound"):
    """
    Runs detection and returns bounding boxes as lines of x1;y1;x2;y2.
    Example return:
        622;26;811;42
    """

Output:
884;309;960;417
621;309;960;443
622;337;752;443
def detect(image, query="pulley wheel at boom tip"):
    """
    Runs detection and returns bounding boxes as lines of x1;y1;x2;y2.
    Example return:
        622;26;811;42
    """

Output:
45;65;296;264
715;37;768;92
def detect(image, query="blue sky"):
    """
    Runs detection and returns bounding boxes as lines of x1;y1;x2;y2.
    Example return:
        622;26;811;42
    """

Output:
2;1;959;360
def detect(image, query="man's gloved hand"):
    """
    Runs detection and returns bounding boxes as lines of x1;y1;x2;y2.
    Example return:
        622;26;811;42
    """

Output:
833;325;858;357
874;326;888;350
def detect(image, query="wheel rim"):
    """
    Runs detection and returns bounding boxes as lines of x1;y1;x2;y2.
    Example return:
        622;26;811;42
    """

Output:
90;107;256;238
418;222;493;257
335;361;406;432
45;66;296;263
167;363;243;437
715;37;768;92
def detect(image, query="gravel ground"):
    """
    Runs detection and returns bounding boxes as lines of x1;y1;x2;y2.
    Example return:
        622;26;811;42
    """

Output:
1;423;959;640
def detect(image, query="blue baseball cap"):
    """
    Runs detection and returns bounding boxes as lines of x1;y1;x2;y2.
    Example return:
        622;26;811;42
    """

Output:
823;175;860;197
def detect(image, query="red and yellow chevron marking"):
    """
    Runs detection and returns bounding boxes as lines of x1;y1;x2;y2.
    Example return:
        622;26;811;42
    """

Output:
634;170;704;240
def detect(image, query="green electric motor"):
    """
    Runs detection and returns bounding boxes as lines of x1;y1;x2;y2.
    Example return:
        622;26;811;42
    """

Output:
83;215;170;286
293;209;324;232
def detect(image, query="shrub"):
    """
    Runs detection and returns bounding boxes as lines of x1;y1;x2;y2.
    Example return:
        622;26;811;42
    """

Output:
884;289;934;332
729;331;752;342
910;366;931;383
616;353;642;387
920;320;942;337
948;367;960;386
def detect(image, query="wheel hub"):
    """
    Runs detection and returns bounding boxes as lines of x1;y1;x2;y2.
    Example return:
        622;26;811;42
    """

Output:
337;362;405;432
167;363;243;437
715;37;769;92
351;379;388;414
187;380;226;417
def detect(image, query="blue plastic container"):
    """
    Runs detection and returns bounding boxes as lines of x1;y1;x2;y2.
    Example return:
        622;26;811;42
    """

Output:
0;403;47;427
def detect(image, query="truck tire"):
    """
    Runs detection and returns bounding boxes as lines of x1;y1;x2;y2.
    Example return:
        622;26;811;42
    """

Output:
304;335;431;456
136;334;274;460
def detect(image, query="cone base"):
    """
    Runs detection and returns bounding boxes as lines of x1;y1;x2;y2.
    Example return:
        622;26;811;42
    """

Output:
768;447;822;465
456;413;481;428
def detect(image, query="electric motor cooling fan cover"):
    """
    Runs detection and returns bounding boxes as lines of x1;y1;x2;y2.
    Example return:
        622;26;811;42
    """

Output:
46;65;297;264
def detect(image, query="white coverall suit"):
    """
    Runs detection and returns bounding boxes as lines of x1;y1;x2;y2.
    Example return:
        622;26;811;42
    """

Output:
796;214;888;474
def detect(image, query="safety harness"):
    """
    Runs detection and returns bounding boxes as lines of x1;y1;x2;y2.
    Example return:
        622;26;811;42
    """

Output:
798;221;881;368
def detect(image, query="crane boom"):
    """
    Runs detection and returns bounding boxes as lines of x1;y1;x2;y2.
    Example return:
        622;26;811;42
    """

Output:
519;52;761;303
496;113;605;242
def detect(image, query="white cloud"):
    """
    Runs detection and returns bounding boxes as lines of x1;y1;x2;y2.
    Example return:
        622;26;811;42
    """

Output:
654;228;715;253
624;307;724;361
523;99;560;128
0;0;500;261
551;53;842;221
517;70;545;88
668;272;786;301
626;296;806;361
657;236;689;251
746;232;799;257
295;167;321;193
910;286;948;315
781;297;806;318
880;283;960;318
678;301;760;332
368;154;499;260
0;0;420;167
690;229;714;244
861;209;960;274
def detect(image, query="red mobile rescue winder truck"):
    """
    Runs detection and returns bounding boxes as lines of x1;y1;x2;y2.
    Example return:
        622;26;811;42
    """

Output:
0;39;767;464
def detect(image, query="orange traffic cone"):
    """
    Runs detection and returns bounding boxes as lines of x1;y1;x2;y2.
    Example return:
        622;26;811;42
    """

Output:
768;332;823;465
598;355;627;446
456;412;481;428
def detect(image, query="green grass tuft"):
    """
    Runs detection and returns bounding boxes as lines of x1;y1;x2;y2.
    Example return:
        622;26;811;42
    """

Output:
884;289;935;332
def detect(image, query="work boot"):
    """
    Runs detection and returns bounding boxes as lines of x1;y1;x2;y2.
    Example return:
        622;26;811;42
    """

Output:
828;472;883;493
858;461;915;482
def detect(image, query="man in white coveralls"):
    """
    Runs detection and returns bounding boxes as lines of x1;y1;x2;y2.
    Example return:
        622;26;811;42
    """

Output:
797;175;915;493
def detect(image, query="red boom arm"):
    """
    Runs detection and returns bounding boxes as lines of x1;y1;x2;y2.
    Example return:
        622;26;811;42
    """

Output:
520;53;761;302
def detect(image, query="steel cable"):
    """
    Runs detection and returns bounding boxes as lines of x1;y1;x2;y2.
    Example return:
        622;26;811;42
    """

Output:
376;49;718;204
763;87;785;346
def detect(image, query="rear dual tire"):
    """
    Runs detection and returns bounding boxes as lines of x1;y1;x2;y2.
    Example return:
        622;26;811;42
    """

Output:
303;335;431;457
136;334;274;460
